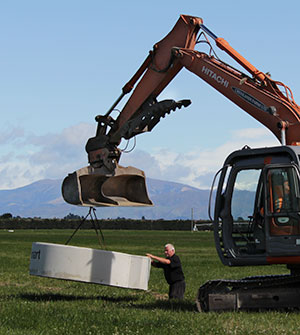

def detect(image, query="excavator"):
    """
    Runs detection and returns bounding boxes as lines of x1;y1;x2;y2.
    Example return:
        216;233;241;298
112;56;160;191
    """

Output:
62;15;300;311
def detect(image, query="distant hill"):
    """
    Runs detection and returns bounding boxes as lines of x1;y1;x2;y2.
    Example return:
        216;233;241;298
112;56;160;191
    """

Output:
0;178;214;220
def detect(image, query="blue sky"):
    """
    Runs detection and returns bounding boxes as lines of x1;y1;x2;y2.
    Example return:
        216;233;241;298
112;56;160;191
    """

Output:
1;0;299;190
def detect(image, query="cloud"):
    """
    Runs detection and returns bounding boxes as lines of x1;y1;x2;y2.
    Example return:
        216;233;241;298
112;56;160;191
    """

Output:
120;127;279;189
0;161;45;190
0;123;94;189
0;124;280;190
27;123;93;164
0;127;25;147
233;127;278;141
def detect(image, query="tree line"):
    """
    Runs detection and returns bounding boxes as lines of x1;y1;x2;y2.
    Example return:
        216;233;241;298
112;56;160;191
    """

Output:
0;213;212;231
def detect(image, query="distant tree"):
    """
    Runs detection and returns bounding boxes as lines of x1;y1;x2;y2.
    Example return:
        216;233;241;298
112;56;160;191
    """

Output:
0;213;13;219
64;213;82;220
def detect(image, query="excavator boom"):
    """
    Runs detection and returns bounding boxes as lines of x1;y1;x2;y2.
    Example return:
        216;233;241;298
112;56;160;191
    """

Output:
172;47;300;145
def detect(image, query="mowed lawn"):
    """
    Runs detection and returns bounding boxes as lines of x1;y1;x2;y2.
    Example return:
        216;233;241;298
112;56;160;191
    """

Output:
1;229;300;335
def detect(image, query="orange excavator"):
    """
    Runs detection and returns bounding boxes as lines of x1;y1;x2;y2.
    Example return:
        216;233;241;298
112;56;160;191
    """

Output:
62;15;300;311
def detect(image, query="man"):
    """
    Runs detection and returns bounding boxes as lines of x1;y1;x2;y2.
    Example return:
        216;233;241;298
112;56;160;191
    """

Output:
275;180;291;212
146;243;185;300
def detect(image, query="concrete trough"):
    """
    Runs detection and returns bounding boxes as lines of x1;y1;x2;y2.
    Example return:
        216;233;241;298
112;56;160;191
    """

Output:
29;242;151;290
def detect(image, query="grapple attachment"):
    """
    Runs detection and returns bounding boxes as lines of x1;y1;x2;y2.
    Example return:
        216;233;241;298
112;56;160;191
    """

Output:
62;164;153;207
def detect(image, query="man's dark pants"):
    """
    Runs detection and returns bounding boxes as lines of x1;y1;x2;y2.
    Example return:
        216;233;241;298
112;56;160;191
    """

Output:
169;280;186;299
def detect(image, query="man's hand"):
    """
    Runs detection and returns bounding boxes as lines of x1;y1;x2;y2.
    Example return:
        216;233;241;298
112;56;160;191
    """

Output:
145;253;171;265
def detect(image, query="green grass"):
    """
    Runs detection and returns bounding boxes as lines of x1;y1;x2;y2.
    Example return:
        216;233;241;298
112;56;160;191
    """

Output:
0;229;299;334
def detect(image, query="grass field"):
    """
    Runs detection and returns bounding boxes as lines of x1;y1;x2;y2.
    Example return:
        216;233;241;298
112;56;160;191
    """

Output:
1;229;300;335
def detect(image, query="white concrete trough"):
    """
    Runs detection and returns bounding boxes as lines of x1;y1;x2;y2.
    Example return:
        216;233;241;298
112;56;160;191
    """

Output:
29;242;151;290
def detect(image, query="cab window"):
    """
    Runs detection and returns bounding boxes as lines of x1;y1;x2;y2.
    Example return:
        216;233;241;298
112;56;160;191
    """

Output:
266;167;300;236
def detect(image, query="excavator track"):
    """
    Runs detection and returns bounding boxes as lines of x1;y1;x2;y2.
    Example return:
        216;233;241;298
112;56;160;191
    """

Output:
196;274;300;312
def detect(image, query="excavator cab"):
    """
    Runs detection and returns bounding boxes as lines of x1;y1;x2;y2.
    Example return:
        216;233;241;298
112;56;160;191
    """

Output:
213;145;300;267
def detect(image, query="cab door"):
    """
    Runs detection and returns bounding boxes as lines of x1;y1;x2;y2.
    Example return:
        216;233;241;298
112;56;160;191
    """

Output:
264;164;300;257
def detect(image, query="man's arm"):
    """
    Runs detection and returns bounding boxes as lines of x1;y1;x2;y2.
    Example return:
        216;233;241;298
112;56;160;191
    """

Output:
146;253;171;264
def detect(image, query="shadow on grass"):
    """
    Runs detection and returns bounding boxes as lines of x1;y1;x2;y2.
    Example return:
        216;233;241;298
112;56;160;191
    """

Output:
132;299;197;312
16;293;196;312
18;293;139;303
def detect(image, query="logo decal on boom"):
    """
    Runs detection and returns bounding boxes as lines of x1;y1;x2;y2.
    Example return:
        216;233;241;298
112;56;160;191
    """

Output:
232;87;268;112
202;66;229;88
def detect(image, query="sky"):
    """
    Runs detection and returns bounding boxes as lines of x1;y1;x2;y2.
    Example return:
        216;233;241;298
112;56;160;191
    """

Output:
1;0;299;190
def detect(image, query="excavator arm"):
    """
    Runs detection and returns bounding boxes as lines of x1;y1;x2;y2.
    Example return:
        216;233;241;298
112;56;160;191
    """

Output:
86;15;202;169
62;14;300;207
62;15;202;207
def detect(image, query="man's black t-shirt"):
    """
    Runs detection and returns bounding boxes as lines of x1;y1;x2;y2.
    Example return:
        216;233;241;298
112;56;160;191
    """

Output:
156;254;185;285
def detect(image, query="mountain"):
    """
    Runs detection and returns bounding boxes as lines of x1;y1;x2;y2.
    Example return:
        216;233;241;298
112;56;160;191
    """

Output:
0;178;213;220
